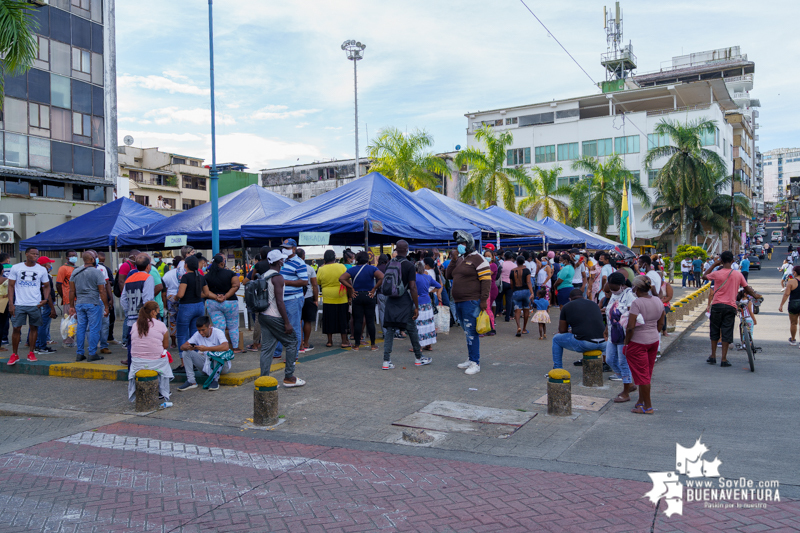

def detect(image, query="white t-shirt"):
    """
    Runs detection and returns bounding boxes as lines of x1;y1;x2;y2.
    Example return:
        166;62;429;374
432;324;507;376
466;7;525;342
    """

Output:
646;270;662;294
680;259;692;273
162;268;180;297
305;265;317;299
187;327;228;354
731;262;740;270
572;263;586;285
537;265;550;287
524;261;537;279
600;263;614;282
7;263;49;306
96;264;109;280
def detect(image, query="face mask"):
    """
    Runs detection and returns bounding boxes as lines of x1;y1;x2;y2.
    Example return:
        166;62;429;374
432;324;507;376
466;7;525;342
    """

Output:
484;255;491;260
574;254;580;261
68;256;77;264
612;287;624;295
457;244;466;255
95;257;99;265
154;258;161;264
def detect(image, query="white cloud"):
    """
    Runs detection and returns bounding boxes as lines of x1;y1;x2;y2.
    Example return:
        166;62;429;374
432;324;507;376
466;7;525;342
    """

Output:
144;107;236;126
252;105;320;120
295;122;309;129
118;74;208;96
204;133;322;170
162;70;190;81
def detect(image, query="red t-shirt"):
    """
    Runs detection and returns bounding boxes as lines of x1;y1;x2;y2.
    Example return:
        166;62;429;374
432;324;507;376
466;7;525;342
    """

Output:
707;268;748;309
118;260;135;284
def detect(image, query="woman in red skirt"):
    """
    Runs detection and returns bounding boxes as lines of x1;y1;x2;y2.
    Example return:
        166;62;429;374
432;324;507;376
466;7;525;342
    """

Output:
624;275;666;414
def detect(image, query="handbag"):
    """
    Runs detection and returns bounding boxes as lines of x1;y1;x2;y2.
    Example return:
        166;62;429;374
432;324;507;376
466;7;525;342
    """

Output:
476;311;491;334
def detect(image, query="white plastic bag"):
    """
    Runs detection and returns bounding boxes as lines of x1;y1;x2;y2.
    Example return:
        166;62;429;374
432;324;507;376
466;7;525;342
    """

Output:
60;314;77;340
434;306;450;334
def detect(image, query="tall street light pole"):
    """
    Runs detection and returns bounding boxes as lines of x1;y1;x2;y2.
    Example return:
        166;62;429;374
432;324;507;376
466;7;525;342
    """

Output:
342;40;366;179
208;0;220;255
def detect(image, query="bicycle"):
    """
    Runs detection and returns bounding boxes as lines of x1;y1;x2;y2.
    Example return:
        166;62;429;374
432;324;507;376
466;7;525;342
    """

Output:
735;298;762;372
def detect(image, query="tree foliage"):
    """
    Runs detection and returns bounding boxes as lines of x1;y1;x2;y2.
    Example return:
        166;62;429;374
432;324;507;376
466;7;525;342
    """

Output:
516;166;571;222
366;127;450;191
0;0;39;110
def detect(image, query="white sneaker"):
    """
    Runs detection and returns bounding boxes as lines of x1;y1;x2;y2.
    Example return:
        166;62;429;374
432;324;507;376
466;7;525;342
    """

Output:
464;362;480;375
283;377;306;388
382;361;394;370
457;360;472;369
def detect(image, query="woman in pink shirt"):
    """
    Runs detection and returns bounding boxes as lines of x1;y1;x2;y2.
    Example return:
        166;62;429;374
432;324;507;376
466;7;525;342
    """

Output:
624;276;665;414
500;252;517;321
128;301;172;402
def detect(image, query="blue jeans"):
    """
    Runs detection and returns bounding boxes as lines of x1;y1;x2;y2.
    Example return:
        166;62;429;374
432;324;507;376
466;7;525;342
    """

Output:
34;304;52;350
75;303;103;357
448;287;459;325
454;300;481;364
273;297;303;358
98;313;109;350
605;342;632;383
177;301;206;356
681;272;689;287
551;333;607;369
512;289;531;310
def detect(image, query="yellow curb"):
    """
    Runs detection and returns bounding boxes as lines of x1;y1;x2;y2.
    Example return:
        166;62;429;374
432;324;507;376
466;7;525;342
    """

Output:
49;362;126;380
219;362;284;387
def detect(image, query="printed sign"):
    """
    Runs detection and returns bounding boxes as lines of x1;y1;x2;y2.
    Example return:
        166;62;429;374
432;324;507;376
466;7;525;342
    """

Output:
298;232;330;246
164;235;187;247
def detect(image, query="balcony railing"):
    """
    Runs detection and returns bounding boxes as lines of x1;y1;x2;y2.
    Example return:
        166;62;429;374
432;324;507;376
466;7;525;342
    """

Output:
132;175;178;187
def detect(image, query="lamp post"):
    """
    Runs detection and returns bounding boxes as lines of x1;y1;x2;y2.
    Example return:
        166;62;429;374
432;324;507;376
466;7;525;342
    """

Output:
341;40;366;179
208;0;219;255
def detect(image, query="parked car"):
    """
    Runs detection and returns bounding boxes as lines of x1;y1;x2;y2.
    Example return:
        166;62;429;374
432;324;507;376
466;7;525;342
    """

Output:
772;230;783;243
751;245;765;259
748;255;761;270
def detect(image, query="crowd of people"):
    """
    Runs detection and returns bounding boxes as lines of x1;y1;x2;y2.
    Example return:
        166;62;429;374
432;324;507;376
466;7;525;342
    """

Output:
0;234;769;411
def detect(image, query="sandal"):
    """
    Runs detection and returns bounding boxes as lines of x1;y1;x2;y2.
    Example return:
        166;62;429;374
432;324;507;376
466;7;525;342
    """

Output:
614;395;630;403
371;345;379;351
341;343;352;349
352;345;359;351
522;330;529;334
631;405;654;414
706;356;717;365
516;329;522;337
538;336;543;340
720;360;732;367
325;342;333;347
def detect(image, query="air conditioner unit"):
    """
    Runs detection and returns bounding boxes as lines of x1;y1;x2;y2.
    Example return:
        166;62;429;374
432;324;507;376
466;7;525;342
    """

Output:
0;213;14;229
0;231;14;244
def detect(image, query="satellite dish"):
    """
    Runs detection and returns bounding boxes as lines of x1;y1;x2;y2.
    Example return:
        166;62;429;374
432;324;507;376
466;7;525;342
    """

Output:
124;135;134;146
455;145;461;151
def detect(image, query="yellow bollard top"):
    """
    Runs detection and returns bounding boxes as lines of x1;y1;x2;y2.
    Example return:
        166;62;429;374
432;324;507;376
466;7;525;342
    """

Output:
255;376;278;391
135;369;158;381
583;349;603;358
548;369;571;383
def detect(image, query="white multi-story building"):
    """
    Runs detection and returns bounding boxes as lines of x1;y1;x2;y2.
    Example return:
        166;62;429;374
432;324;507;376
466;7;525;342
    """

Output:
763;148;800;203
464;79;737;241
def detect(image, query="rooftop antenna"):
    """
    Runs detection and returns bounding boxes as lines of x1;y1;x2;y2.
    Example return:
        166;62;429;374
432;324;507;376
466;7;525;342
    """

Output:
600;1;636;85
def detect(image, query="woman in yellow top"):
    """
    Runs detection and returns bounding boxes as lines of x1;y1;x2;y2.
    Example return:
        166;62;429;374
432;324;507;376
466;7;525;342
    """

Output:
316;250;350;348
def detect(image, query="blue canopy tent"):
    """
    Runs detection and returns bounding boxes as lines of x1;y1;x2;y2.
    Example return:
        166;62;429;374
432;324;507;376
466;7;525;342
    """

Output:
483;206;577;248
117;185;297;249
241;172;481;246
537;217;612;250
19;198;166;251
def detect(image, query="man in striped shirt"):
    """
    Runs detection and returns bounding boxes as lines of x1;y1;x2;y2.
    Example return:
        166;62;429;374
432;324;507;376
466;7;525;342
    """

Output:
273;238;308;359
445;230;492;375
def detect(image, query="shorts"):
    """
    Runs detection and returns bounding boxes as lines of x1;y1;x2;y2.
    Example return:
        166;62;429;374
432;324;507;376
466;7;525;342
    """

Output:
709;303;736;344
512;289;530;310
302;298;318;322
788;300;800;315
11;305;43;328
626;341;659;385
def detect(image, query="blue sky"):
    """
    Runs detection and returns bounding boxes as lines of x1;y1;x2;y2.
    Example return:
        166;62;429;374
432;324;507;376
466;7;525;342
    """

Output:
116;0;800;171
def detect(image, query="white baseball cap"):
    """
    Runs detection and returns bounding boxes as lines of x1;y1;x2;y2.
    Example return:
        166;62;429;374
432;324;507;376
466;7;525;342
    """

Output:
267;249;288;264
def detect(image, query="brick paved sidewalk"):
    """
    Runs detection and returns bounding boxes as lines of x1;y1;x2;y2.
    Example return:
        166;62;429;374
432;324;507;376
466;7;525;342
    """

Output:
0;421;796;533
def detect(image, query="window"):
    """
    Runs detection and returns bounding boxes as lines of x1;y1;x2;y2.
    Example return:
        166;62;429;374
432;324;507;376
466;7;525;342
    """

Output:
36;36;49;62
73;111;90;136
71;14;91;50
557;143;579;161
161;197;176;209
4;179;29;196
72;47;91;74
130;171;143;182
92;149;104;177
535;145;555;163
182;175;207;190
4;133;28;167
183;199;205;210
700;128;716;146
91;116;103;148
51;108;71;140
3;98;28;133
505;117;518;125
50;41;71;76
292;192;302;200
172;157;186;165
557;176;580;188
92;85;103;116
29;137;51;170
72;0;90;10
49;7;70;44
91;52;103;85
582;138;612;158
614;135;640;154
32;5;49;37
3;72;26;99
77;185;105;202
51;141;72;173
73;145;92;175
648;169;660;187
28;69;50;104
630;170;640;185
29;103;50;131
647;133;670;149
513;182;525;197
506;147;530;166
135;194;150;206
51;74;71;109
44;183;64;199
190;160;199;167
71;80;91;113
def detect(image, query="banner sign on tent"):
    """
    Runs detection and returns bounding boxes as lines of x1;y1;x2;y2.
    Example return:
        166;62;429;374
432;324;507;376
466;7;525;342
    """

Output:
299;232;330;246
165;235;188;247
370;220;384;233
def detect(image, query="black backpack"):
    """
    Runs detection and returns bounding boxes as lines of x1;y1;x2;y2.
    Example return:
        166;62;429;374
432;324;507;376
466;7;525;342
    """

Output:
112;261;133;298
382;259;407;298
244;271;278;313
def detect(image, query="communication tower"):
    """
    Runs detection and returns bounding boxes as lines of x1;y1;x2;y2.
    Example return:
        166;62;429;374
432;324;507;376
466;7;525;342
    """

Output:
600;2;636;82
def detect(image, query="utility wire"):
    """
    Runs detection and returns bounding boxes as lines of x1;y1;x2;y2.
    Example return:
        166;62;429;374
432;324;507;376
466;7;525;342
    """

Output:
518;0;598;87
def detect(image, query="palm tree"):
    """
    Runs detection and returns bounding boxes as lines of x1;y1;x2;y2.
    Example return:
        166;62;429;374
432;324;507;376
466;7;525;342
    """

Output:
643;118;727;245
366;127;450;191
568;154;650;238
0;0;39;109
516;166;571;222
455;125;531;211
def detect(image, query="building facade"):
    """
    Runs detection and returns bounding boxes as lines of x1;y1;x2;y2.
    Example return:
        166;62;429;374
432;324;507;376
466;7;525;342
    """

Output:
464;79;737;242
217;162;258;197
118;146;209;212
261;155;465;202
763;148;800;204
0;0;118;257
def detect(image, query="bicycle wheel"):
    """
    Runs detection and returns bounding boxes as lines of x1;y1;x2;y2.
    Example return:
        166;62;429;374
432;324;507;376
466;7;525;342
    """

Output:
743;327;755;372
